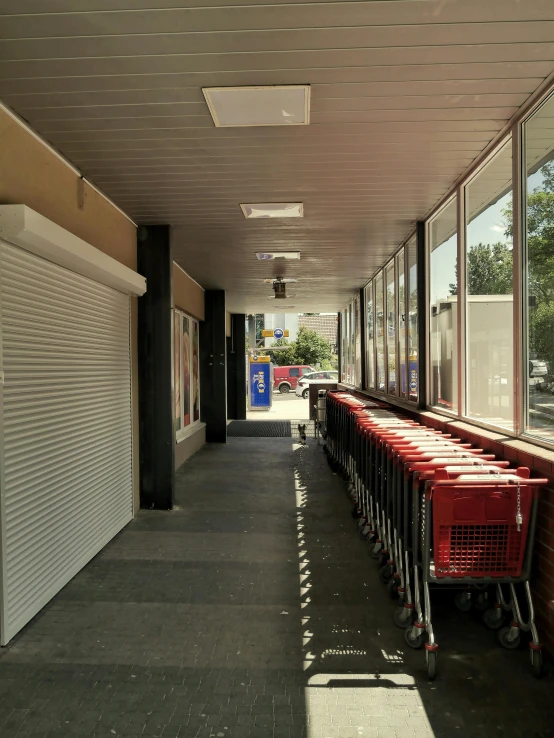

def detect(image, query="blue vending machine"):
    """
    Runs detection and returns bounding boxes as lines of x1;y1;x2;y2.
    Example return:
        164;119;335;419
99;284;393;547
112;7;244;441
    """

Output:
248;356;273;411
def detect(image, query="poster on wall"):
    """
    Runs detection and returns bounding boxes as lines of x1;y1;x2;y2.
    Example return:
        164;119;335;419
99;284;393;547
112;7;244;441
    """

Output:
193;321;200;421
174;312;181;432
182;315;191;427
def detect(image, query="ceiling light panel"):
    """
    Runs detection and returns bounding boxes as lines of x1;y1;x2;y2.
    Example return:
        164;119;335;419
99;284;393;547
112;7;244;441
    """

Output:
203;86;310;128
256;252;301;260
241;203;303;219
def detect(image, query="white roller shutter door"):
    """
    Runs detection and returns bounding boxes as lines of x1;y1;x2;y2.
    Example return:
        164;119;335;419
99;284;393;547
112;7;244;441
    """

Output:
0;239;133;645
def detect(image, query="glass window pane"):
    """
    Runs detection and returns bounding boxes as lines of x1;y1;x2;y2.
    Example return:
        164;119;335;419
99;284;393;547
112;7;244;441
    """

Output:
429;199;458;412
386;261;396;394
397;250;407;398
343;306;351;384
525;95;554;442
354;294;361;386
366;281;375;389
182;315;191;427
340;310;348;382
465;141;513;430
407;236;418;402
375;272;385;390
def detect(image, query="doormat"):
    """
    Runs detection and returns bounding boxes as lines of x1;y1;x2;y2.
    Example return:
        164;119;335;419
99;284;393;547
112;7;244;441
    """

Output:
227;420;292;437
227;420;317;438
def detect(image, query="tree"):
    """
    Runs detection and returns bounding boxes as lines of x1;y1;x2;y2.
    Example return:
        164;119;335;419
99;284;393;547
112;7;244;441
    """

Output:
504;160;554;304
449;242;513;296
292;326;333;366
531;302;554;370
270;326;333;367
271;339;297;366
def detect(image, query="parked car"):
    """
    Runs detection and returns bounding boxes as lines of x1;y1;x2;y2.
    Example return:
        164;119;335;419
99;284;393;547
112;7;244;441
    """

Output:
529;359;548;378
273;365;314;394
295;370;339;398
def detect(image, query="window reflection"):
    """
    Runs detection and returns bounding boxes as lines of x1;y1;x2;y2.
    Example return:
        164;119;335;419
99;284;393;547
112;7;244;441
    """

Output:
429;199;458;412
465;141;513;430
386;262;396;394
407;237;418;402
354;295;361;386
375;272;385;390
525;96;554;441
397;251;407;398
366;281;375;389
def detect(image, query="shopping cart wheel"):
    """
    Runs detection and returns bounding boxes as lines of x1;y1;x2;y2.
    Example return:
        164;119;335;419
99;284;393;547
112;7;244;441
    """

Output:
351;505;361;518
482;608;504;630
454;592;472;612
404;625;425;649
426;649;438;681
474;592;489;611
497;625;521;650
378;565;393;584
369;542;382;559
530;648;543;679
387;578;399;599
394;607;413;629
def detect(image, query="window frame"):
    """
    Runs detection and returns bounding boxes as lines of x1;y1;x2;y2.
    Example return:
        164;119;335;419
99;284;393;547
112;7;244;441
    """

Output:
174;307;201;442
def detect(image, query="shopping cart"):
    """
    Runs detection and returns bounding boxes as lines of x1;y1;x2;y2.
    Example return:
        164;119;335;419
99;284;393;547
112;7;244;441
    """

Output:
404;467;548;679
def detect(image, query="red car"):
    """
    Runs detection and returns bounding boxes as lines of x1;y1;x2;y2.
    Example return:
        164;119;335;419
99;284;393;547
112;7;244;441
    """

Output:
273;365;314;394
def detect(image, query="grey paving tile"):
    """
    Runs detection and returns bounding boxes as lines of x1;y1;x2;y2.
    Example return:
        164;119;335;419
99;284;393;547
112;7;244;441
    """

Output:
0;438;551;738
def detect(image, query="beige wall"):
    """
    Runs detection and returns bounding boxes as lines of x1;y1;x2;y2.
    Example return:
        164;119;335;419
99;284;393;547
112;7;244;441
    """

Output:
173;262;205;320
175;425;206;470
0;108;140;511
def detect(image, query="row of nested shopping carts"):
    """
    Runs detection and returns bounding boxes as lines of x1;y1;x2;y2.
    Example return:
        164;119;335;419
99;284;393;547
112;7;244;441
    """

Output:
323;390;548;680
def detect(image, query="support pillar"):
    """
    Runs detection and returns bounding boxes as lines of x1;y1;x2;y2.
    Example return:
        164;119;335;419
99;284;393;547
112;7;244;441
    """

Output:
200;290;227;442
416;220;427;411
137;225;175;510
227;313;247;420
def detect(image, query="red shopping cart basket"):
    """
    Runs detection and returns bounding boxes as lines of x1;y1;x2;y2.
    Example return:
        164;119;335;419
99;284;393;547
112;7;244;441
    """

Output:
431;469;541;579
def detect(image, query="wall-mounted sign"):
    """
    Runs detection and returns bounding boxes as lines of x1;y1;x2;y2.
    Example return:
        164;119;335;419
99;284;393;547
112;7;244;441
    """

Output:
261;328;289;338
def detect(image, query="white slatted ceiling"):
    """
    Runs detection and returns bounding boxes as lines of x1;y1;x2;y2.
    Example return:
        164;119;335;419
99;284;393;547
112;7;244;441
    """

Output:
0;240;133;645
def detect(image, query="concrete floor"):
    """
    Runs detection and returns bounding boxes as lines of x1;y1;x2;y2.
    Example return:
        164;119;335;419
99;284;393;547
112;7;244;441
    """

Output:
247;392;310;421
0;438;553;738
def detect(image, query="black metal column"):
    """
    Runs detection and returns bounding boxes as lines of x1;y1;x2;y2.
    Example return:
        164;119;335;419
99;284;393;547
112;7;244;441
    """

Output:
137;225;175;510
359;288;366;389
200;290;227;442
416;220;427;410
227;313;246;420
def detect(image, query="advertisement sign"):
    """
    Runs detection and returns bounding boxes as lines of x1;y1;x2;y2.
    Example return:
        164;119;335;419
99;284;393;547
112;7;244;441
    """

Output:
261;329;289;338
249;359;272;410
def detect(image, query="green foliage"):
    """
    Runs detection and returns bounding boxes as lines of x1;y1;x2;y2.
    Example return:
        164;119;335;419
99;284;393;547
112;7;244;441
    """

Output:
449;242;513;296
294;325;333;366
531;302;554;369
270;326;333;367
271;338;297;366
504;160;554;304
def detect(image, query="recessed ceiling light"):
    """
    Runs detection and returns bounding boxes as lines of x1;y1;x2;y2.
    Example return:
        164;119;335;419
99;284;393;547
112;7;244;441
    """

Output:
241;203;303;219
203;86;310;127
256;252;301;260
